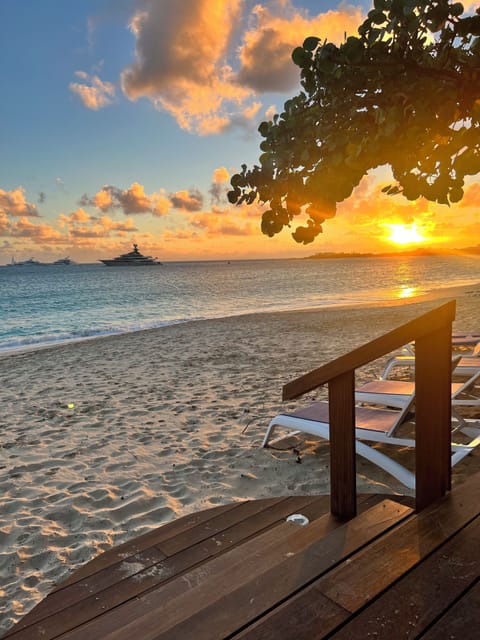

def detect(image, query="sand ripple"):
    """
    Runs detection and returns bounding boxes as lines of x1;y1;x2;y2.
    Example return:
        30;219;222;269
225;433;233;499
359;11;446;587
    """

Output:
1;291;480;633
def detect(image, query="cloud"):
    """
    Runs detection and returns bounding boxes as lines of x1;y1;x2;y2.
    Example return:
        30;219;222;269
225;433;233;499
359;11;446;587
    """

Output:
90;188;113;211
237;2;365;92
60;208;138;238
210;167;230;204
463;1;479;13
339;176;432;227
170;188;203;211
120;0;255;134
70;217;137;238
98;216;137;232
10;217;65;243
119;1;366;134
59;208;92;225
83;183;171;216
212;167;230;184
190;211;257;236
0;211;10;235
111;182;153;213
70;71;116;110
265;104;278;120
460;183;480;208
0;187;39;217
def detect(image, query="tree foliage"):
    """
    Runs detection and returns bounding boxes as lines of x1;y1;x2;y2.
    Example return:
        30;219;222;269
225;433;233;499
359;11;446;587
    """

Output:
229;0;480;244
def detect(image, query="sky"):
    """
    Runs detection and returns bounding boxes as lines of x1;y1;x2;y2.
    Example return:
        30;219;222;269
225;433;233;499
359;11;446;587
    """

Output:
1;0;479;263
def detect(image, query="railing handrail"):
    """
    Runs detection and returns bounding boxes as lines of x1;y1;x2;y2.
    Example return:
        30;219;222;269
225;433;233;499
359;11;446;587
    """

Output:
283;300;456;400
280;300;456;518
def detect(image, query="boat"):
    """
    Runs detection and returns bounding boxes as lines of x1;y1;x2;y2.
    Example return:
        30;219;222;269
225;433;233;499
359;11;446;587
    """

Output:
99;244;162;266
52;257;75;265
7;257;43;266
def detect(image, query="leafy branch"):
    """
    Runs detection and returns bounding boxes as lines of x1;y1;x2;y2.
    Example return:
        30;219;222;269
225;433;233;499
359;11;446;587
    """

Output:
229;0;480;244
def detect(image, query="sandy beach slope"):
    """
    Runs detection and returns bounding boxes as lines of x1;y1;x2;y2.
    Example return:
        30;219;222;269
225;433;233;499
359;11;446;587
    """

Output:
1;285;480;632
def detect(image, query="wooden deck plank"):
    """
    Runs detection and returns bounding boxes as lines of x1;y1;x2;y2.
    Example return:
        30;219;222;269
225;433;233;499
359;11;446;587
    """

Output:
320;516;480;639
53;502;239;589
5;496;332;640
233;475;480;640
232;585;349;640
3;474;478;640
68;500;410;640
155;495;325;556
50;510;352;640
420;579;480;639
313;475;480;614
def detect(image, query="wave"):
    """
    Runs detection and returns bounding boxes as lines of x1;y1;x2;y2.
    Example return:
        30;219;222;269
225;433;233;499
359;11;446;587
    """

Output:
0;297;363;355
0;319;198;355
0;260;478;355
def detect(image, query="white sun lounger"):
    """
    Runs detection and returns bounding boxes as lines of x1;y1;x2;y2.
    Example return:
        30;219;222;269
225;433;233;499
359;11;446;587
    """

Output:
355;374;480;440
356;371;480;411
399;336;480;357
451;333;480;346
263;392;480;490
382;349;480;380
263;396;417;488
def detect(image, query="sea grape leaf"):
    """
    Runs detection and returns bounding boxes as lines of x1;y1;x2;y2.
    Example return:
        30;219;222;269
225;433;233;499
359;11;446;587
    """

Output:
230;0;480;244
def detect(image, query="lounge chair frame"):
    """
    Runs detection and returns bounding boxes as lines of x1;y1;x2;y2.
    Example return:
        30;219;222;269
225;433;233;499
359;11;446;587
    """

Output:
263;392;480;490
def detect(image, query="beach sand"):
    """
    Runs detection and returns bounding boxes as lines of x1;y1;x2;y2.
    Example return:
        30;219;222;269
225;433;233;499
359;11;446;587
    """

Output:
1;286;480;632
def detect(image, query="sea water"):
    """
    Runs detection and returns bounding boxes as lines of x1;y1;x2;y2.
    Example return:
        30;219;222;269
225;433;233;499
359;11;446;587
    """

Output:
0;255;479;354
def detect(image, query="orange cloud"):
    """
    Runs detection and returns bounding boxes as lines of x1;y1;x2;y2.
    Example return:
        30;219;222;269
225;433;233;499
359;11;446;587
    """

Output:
121;0;252;134
69;71;116;110
10;217;65;243
212;167;230;184
114;182;152;213
119;1;366;134
0;187;39;217
59;208;91;225
170;189;203;211
58;206;138;242
237;2;365;92
188;208;258;236
337;174;432;227
83;183;172;216
463;1;478;13
98;216;137;232
62;209;137;238
0;211;10;234
210;167;231;203
94;188;114;211
459;183;480;208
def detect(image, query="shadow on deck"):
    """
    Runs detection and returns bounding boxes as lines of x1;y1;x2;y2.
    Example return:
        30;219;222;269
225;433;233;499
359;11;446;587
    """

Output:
4;470;480;639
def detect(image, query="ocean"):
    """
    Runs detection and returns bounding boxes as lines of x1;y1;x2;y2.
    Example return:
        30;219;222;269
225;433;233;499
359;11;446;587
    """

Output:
0;254;479;354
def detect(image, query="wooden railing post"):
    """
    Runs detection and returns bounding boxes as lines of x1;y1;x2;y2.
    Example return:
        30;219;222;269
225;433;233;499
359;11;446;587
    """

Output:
415;322;453;511
282;302;456;517
328;370;356;519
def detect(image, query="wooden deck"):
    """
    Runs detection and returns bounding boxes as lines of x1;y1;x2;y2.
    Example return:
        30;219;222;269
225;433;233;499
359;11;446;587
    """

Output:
4;470;479;640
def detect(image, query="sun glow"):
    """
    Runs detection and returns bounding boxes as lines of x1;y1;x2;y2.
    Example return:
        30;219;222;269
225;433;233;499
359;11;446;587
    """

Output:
398;286;418;299
384;223;427;245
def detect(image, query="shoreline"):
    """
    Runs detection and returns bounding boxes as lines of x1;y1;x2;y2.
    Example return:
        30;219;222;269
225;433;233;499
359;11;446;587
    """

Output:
1;287;479;632
1;279;479;361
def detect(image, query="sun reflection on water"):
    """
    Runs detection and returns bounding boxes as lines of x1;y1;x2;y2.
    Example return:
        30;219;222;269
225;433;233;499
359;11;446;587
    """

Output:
398;286;418;298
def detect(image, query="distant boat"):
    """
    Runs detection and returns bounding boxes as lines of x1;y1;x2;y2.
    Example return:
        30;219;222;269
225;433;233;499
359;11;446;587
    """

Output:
52;257;75;265
99;244;162;267
7;257;43;266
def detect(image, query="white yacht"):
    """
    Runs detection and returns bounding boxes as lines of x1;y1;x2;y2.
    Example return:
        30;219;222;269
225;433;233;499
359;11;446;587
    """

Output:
100;244;162;266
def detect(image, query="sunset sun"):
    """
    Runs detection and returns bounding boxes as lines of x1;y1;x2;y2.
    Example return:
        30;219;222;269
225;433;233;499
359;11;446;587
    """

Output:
384;223;427;246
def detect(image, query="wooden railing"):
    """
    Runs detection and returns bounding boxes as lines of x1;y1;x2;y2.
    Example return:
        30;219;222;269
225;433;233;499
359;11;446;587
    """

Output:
282;300;456;518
